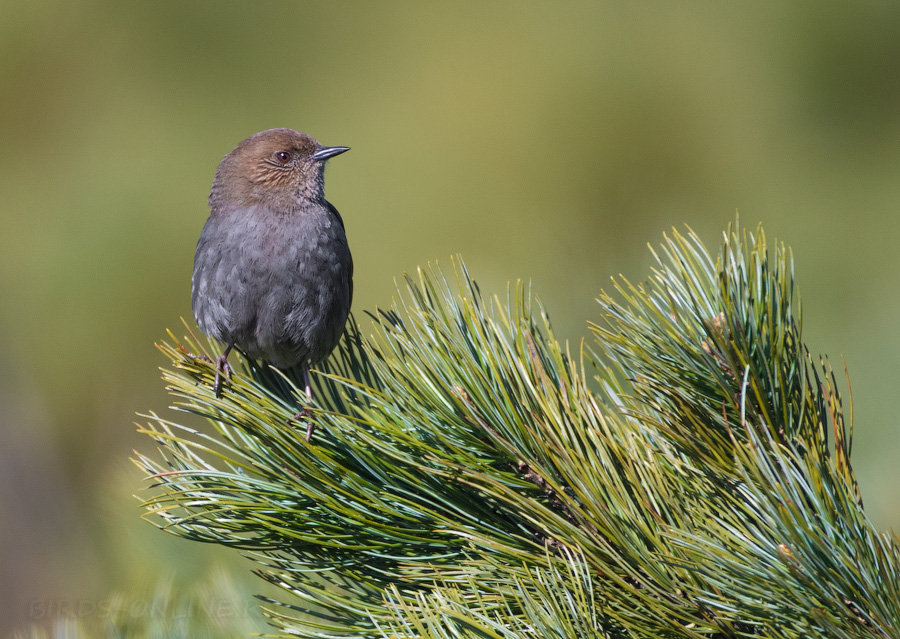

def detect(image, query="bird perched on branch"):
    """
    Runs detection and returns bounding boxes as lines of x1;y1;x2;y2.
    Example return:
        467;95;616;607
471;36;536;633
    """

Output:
191;128;353;441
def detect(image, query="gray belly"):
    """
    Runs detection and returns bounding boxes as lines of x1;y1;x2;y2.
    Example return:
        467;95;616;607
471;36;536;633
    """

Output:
192;208;352;368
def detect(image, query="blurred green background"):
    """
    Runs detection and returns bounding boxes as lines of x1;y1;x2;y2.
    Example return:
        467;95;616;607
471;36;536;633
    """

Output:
3;0;900;634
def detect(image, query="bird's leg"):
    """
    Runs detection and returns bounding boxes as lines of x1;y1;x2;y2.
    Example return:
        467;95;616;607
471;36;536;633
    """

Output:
213;343;234;398
290;362;316;442
302;363;315;442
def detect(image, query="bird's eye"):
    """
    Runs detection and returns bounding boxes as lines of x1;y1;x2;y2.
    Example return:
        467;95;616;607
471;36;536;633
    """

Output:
275;151;292;164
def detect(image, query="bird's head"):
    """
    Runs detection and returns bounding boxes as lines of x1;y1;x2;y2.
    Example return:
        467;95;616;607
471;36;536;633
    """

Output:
209;128;349;211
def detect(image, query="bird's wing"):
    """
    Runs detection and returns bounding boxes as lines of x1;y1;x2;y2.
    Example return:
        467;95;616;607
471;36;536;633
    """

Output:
324;199;346;231
325;200;353;310
348;249;354;311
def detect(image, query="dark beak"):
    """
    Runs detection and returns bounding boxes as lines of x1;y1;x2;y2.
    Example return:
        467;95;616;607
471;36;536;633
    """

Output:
311;146;350;162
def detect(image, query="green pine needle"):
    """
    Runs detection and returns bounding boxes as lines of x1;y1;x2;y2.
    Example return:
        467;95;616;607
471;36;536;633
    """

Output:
135;221;900;638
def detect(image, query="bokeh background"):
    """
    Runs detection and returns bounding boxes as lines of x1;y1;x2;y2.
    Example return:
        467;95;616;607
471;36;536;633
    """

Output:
3;1;900;634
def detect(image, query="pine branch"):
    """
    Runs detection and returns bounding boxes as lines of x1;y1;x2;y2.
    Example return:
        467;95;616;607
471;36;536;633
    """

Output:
135;221;900;638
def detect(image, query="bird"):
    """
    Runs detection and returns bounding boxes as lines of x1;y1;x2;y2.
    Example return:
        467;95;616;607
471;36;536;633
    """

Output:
191;128;353;441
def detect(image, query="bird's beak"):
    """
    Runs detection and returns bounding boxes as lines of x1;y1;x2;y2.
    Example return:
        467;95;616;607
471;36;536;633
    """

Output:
311;146;350;162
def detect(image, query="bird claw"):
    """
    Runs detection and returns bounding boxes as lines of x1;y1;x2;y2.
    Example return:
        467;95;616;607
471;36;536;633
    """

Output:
213;355;232;398
289;409;315;443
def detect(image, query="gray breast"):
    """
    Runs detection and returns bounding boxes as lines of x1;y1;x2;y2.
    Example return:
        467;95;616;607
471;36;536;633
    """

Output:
192;204;352;368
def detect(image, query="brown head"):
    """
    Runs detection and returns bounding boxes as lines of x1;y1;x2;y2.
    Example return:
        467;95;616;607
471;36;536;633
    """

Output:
209;128;349;212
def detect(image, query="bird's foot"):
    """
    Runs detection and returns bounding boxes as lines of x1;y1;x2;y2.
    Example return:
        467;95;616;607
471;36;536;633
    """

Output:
213;355;232;398
289;408;315;443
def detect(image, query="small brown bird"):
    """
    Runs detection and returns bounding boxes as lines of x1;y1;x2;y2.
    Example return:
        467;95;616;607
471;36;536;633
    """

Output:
191;128;353;441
